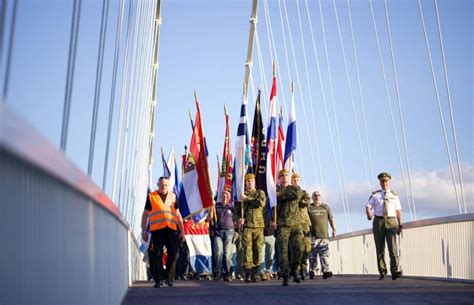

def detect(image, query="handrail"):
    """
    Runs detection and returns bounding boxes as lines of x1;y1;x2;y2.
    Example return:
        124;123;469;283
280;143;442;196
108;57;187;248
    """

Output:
333;213;474;240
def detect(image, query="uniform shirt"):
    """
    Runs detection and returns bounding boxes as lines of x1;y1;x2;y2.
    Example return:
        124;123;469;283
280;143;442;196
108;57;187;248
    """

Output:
366;189;401;217
308;203;333;239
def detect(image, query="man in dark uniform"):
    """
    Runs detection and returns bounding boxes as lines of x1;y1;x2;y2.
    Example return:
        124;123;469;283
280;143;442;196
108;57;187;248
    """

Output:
365;172;403;280
141;177;185;288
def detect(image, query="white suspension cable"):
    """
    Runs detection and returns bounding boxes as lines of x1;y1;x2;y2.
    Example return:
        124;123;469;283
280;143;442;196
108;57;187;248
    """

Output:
332;0;372;196
112;0;134;204
280;0;319;192
434;0;466;214
254;28;269;116
295;0;324;191
369;0;413;218
346;0;376;190
317;0;352;231
384;0;416;220
304;0;348;227
103;0;125;191
418;0;461;214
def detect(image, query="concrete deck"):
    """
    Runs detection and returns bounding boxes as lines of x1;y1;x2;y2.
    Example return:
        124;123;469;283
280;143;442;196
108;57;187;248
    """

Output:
122;276;474;305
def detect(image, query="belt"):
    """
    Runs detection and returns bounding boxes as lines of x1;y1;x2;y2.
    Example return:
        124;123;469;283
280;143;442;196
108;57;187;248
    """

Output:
374;216;396;219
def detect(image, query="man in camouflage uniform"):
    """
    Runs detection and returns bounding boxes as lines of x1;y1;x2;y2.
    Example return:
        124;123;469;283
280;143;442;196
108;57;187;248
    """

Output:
308;190;336;280
291;173;311;280
235;173;266;282
276;169;304;286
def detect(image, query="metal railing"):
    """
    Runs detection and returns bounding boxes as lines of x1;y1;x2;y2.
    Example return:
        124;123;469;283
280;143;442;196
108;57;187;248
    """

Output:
329;213;474;281
0;103;145;305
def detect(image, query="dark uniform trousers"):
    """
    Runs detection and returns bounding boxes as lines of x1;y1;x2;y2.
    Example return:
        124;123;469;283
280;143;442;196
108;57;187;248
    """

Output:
151;227;180;282
373;216;399;275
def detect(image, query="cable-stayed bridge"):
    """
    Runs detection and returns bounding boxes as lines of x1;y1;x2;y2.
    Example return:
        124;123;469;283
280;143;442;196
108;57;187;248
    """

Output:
0;0;472;304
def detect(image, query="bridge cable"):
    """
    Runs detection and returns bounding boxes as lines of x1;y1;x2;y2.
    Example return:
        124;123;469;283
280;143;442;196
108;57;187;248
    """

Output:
88;0;110;177
369;0;413;217
102;0;126;191
280;0;320;191
346;0;376;189
417;0;461;214
384;0;416;220
112;0;134;205
1;0;17;102
295;0;325;191
304;0;349;228
434;0;467;214
60;0;82;151
316;0;352;231
332;0;372;197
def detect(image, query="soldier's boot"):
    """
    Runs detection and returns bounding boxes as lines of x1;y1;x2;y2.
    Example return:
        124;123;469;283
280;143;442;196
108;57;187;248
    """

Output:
292;275;301;283
299;269;306;281
244;272;252;283
322;271;333;279
251;273;260;283
282;275;289;286
309;271;315;280
391;271;402;280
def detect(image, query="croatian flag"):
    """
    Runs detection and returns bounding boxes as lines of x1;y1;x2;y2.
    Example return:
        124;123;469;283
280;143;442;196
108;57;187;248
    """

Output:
184;220;212;275
234;97;251;201
179;100;214;218
166;147;180;197
266;76;278;207
284;87;296;174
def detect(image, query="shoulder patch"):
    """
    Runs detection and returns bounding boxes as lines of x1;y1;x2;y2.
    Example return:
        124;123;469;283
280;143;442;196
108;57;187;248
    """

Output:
372;190;381;195
390;190;399;196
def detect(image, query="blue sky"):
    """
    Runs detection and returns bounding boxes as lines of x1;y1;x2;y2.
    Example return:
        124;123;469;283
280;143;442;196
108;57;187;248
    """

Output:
4;0;473;233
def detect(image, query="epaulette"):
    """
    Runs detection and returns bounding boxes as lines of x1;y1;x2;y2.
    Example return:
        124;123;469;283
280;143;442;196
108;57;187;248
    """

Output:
369;190;381;200
390;190;399;196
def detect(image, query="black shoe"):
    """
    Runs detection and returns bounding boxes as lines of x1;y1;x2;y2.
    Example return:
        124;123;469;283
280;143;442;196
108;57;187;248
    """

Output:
392;271;402;280
154;281;163;288
282;276;289;286
292;275;301;283
244;273;252;283
322;271;333;279
214;274;221;281
309;271;315;280
299;270;306;281
251;274;260;283
164;279;173;287
379;274;385;280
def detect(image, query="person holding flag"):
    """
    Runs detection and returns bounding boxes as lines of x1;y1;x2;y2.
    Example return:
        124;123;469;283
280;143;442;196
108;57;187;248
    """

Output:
276;169;304;286
235;173;266;283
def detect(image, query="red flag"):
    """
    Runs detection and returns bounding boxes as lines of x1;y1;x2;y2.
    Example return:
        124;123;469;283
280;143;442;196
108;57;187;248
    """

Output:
190;100;214;209
276;111;285;184
218;107;233;202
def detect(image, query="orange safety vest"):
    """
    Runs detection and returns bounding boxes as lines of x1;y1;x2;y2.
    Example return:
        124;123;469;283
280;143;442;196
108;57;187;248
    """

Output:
148;191;179;231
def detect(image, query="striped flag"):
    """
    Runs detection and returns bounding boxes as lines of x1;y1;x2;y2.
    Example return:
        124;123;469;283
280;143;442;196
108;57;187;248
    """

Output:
217;106;233;202
284;85;296;174
266;75;278;207
234;96;251;201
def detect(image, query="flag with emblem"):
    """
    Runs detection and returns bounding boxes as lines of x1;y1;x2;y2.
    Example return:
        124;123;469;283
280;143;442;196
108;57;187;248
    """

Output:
266;71;278;207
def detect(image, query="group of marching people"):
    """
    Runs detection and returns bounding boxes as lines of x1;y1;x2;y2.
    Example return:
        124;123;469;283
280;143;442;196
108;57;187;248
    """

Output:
141;169;336;287
209;168;336;286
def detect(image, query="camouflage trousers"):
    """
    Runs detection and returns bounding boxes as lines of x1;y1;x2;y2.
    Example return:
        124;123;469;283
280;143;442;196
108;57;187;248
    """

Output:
309;238;330;274
300;231;312;271
277;226;303;277
242;227;264;273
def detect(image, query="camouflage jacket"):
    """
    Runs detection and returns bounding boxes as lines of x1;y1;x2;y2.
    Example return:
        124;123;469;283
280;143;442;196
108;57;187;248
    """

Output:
234;189;266;228
296;187;311;231
276;185;303;228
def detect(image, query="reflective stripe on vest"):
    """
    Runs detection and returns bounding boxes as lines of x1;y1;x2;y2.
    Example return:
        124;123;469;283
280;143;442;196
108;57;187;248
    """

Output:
148;191;179;231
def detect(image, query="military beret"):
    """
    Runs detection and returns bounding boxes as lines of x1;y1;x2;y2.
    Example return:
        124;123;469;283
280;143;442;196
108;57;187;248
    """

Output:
245;173;255;181
377;172;392;181
278;168;289;178
291;173;300;179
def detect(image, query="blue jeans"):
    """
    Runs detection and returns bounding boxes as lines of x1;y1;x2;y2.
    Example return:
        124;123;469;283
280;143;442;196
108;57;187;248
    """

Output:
258;235;275;274
212;229;234;276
